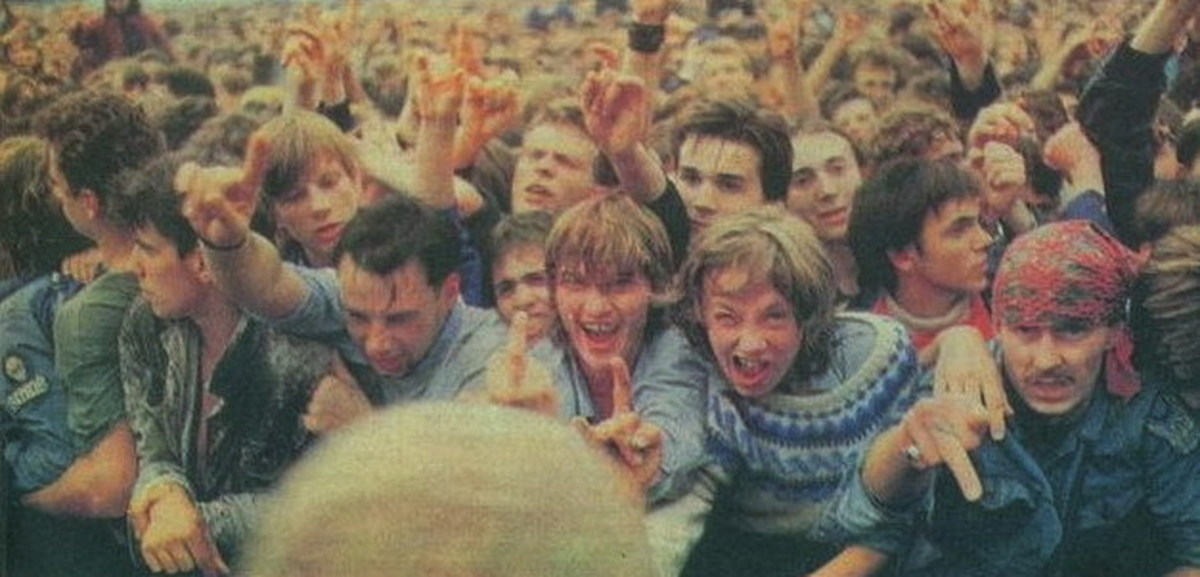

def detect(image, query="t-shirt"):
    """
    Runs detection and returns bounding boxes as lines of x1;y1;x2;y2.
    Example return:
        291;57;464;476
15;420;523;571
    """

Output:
54;271;138;455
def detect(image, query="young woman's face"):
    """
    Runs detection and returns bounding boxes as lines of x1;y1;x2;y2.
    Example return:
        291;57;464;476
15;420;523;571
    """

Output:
700;267;802;398
553;262;653;379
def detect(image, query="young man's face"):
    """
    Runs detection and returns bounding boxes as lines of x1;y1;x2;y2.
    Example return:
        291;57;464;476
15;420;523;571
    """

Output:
492;243;554;343
853;63;897;109
675;135;767;235
511;122;599;214
701;267;801;399
830;98;877;148
553;262;653;380
787;131;862;242
999;321;1113;420
904;196;992;296
272;151;361;267
133;225;207;320
338;258;459;377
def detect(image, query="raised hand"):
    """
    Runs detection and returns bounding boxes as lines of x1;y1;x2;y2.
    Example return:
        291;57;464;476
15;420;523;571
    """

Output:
303;355;372;434
967;102;1036;150
485;312;559;417
831;10;867;49
581;67;651;157
454;70;521;169
128;482;230;577
412;53;466;123
60;247;104;283
451;22;486;77
931;326;1011;441
926;0;993;70
176;134;271;250
898;396;991;501
573;359;664;496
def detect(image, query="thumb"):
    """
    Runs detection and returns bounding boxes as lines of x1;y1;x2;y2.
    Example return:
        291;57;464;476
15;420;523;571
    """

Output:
610;357;633;416
127;494;151;539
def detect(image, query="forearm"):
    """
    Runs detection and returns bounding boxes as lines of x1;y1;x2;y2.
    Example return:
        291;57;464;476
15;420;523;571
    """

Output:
810;545;890;577
806;38;849;97
1131;0;1200;55
204;233;306;320
862;426;933;505
21;422;137;518
607;143;668;204
415;117;458;210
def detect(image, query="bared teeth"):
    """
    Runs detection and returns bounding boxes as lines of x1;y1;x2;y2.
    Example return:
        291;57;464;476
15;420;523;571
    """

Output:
581;322;617;336
733;356;765;372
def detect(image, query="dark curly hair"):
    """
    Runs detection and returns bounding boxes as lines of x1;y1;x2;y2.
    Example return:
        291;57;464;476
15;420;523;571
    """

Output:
34;89;163;211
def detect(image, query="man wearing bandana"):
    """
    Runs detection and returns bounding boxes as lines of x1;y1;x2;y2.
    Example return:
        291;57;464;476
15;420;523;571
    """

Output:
828;221;1200;576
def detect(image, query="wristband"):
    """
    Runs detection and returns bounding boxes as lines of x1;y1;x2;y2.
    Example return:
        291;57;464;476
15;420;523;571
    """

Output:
628;22;666;54
199;234;248;252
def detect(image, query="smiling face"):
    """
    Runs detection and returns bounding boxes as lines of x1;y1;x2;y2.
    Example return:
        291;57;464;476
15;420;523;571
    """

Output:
511;122;599;214
787;131;863;242
553;262;653;380
700;267;802;398
338;258;459;377
1000;321;1112;420
675;136;767;235
272;151;360;267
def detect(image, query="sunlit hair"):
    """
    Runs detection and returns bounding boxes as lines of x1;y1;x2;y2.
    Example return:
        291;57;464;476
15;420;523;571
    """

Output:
869;105;960;168
1132;225;1200;390
674;206;837;382
256;111;359;205
0;136;91;276
545;194;673;298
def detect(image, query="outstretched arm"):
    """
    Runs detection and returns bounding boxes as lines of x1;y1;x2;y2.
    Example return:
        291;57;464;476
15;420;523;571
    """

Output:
177;136;308;320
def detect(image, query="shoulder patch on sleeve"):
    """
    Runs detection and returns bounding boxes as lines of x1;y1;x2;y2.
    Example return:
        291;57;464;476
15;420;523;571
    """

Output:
3;352;49;413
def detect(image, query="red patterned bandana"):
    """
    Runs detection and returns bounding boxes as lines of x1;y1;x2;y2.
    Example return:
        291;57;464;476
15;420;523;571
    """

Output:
992;221;1142;398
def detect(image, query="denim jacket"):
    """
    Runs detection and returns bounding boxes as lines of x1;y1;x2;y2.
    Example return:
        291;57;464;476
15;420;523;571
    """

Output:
0;274;82;494
833;382;1200;577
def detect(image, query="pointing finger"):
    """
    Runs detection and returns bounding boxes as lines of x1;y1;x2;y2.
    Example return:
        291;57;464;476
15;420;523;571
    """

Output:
610;357;633;416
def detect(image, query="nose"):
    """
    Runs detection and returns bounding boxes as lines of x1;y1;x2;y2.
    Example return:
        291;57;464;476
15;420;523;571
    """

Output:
363;322;395;359
310;187;333;214
692;182;717;216
972;222;994;250
734;330;767;356
1030;334;1064;372
580;285;614;315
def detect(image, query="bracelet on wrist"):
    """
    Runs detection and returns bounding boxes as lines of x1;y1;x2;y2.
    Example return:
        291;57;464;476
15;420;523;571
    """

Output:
628;22;666;54
199;234;248;252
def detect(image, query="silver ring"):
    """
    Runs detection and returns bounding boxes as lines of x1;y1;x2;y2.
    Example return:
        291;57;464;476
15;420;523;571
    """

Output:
903;444;923;467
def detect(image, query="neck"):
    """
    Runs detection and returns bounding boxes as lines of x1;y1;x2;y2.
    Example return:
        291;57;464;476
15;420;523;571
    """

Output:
893;276;970;319
305;246;334;269
191;293;241;359
94;227;137;273
824;241;859;299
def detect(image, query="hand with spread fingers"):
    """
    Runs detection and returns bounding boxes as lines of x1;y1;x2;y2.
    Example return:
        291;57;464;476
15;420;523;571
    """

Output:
930;327;1011;441
572;358;664;497
303;355;373;435
485;312;559;418
176;134;271;252
128;482;230;576
581;67;651;158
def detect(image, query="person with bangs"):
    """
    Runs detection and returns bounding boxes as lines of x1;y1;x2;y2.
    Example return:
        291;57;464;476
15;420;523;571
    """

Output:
252;111;364;269
529;194;708;506
655;206;924;577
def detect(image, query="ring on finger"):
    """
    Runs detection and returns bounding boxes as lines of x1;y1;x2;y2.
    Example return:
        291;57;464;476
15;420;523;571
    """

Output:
903;443;923;467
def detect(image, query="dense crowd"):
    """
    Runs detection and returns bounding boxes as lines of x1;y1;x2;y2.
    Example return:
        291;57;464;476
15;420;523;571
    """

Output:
3;0;1200;575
